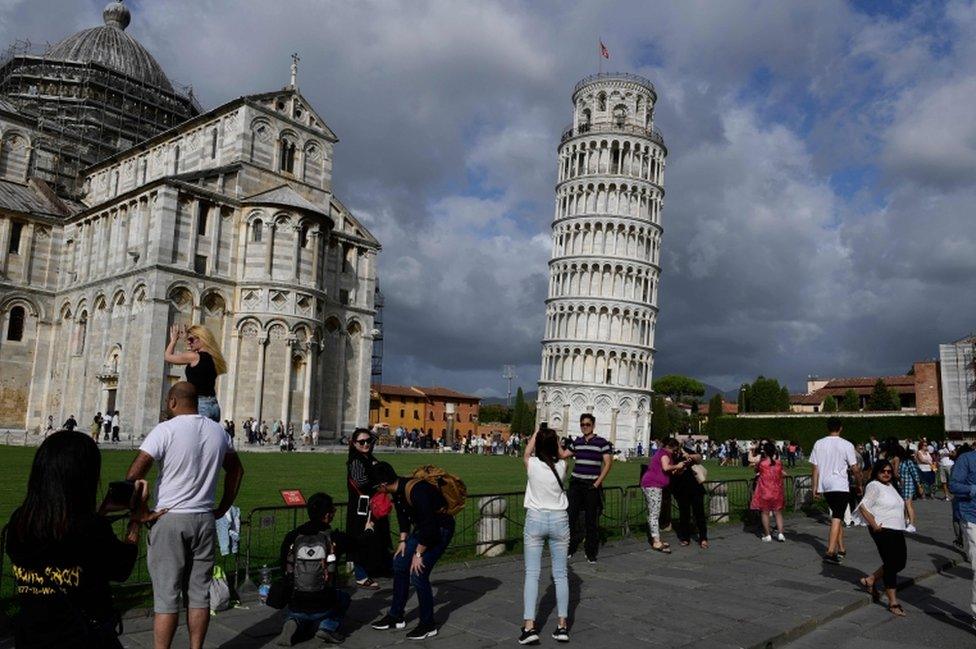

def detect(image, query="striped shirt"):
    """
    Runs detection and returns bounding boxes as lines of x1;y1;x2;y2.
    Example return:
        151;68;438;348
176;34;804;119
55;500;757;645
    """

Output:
570;434;612;480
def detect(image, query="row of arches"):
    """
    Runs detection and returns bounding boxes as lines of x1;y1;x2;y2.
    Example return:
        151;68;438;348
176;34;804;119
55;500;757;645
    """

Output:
576;86;654;132
243;210;322;283
544;303;655;348
556;181;661;223
548;261;658;304
541;346;653;389
553;219;660;263
558;138;663;184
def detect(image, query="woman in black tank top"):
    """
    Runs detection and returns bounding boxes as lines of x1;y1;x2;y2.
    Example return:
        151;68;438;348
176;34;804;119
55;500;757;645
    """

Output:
164;324;227;422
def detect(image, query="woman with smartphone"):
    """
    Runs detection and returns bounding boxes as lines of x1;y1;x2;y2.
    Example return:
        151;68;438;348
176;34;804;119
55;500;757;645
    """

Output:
346;428;390;588
4;431;164;649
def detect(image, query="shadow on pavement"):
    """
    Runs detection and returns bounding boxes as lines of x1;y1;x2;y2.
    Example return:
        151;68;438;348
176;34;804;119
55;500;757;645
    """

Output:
534;567;583;630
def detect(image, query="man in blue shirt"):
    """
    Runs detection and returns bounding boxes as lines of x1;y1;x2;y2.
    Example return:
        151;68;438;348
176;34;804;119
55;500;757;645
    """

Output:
949;446;976;627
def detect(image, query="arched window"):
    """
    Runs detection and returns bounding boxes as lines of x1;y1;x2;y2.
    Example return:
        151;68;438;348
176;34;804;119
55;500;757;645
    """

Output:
597;93;607;111
6;305;24;341
279;138;296;173
251;219;263;242
613;104;627;127
299;225;310;249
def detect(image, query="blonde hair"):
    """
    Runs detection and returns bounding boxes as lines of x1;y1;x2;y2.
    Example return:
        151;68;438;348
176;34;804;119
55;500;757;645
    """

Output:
186;325;227;375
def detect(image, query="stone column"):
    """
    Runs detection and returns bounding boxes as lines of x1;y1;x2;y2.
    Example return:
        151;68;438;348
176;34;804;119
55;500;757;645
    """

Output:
208;205;222;275
281;337;294;426
264;222;275;277
224;330;241;421
609;407;619;447
561;404;570;435
254;334;268;423
302;342;314;424
0;218;12;278
21;221;34;283
293;224;302;280
335;331;347;436
310;229;321;287
187;200;200;271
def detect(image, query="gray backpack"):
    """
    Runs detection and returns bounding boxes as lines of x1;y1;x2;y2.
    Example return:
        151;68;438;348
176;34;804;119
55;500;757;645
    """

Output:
290;530;334;593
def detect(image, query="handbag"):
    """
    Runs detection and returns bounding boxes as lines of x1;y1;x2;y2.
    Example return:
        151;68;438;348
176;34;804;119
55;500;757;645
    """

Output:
691;463;707;485
266;574;292;610
370;491;393;518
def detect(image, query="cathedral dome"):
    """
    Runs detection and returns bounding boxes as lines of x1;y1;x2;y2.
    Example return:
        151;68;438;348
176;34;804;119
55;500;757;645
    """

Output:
46;1;174;92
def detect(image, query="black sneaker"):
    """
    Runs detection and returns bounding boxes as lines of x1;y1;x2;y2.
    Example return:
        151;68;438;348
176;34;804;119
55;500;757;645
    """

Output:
586;556;597;564
823;553;841;565
837;550;846;559
371;615;406;630
407;623;438;640
315;628;346;644
275;618;299;646
518;627;541;645
552;626;570;642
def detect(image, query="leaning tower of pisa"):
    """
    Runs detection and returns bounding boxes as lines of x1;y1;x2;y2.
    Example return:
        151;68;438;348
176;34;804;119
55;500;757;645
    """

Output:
536;72;666;451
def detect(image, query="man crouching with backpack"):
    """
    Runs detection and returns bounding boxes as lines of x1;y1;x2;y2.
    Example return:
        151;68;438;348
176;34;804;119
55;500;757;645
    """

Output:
275;493;351;646
370;462;461;640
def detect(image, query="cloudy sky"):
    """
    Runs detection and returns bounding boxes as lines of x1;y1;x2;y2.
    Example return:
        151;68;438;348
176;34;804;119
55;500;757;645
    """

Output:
4;0;976;396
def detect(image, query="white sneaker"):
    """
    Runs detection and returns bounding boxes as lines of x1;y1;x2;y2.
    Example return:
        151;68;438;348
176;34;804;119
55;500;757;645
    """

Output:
776;533;786;542
906;524;917;533
761;535;772;543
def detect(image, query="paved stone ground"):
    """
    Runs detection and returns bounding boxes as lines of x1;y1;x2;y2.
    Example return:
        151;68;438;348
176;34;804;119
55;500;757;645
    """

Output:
51;500;976;648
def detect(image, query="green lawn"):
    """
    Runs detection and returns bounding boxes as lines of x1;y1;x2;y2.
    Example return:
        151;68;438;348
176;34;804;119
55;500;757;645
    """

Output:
0;445;809;525
0;445;811;611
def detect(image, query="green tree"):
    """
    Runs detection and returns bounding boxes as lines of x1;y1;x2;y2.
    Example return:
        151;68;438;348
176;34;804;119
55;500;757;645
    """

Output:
651;395;670;438
652;375;705;403
889;388;902;411
778;386;791;412
707;394;724;421
511;387;534;435
841;389;860;412
750;376;782;412
479;403;511;424
867;379;897;411
822;395;838;413
665;403;690;436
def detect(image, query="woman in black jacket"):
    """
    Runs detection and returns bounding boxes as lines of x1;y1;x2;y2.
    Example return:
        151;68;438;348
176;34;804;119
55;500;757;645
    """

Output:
4;431;161;649
346;428;391;587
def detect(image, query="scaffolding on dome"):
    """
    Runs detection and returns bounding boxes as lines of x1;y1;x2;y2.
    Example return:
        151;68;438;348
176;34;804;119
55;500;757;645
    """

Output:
0;39;199;198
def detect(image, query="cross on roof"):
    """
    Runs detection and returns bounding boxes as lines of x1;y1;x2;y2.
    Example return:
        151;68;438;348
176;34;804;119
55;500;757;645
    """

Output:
290;52;300;87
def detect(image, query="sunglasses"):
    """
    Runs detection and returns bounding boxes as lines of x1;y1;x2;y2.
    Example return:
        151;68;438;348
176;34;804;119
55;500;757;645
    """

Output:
355;438;373;446
879;469;892;474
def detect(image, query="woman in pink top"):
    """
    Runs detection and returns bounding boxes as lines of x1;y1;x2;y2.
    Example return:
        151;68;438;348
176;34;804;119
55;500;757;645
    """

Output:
641;438;685;553
750;442;787;542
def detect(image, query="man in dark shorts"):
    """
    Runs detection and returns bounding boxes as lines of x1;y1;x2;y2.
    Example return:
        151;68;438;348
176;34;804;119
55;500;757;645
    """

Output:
810;417;861;564
566;413;613;563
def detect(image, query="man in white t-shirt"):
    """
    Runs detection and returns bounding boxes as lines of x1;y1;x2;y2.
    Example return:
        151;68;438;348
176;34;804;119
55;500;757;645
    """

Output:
125;382;244;649
809;417;862;564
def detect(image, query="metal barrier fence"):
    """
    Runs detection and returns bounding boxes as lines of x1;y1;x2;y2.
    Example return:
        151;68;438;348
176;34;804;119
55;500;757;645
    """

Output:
1;476;816;609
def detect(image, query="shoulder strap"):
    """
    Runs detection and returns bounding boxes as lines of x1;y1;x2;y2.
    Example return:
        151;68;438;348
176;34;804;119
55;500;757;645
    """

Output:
405;478;422;506
548;461;565;491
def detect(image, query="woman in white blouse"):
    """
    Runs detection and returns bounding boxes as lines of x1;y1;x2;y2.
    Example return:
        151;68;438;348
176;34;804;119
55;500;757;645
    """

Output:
519;426;574;645
857;459;908;616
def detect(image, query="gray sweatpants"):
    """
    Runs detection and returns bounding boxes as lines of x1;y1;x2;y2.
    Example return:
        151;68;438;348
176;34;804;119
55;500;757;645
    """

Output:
147;512;216;613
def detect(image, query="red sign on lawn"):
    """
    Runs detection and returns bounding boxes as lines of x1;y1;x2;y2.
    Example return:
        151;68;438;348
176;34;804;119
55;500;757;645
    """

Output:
280;489;306;506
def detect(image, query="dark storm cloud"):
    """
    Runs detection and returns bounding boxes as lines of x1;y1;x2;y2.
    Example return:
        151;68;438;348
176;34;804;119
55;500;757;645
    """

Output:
5;0;976;396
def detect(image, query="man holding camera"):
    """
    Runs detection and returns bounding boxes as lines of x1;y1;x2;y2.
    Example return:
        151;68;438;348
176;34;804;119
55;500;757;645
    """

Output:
125;382;244;649
566;413;613;563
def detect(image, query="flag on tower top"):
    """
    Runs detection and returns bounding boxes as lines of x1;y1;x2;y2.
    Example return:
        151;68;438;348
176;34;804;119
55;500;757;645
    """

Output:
600;40;610;59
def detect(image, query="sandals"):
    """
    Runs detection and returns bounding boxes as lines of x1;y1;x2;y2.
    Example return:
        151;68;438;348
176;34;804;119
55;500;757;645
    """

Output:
888;603;906;617
679;540;691;547
356;577;380;590
651;542;672;554
699;540;709;549
859;577;880;603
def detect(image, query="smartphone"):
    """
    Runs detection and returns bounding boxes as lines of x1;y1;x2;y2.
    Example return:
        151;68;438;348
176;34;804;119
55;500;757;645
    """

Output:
356;495;370;516
107;480;136;506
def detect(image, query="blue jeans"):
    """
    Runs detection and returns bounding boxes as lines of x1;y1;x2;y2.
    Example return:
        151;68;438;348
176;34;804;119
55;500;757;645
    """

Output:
198;396;221;423
389;519;455;626
285;590;350;633
523;509;570;621
353;564;368;581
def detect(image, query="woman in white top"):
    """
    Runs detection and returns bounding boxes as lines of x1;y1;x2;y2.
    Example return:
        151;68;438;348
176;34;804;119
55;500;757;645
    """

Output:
857;459;908;616
519;426;574;645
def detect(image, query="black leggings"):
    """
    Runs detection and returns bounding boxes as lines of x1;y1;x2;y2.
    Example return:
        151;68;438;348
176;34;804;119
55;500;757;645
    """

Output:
674;491;708;542
869;528;906;589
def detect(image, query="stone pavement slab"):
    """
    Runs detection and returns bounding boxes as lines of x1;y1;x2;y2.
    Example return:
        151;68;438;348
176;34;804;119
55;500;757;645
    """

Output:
101;500;970;648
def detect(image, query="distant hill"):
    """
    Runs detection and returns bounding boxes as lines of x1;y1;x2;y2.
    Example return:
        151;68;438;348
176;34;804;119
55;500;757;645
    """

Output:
482;390;537;405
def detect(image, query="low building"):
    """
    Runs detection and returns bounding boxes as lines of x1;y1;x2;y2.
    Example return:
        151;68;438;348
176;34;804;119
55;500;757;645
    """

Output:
789;361;942;414
369;384;480;441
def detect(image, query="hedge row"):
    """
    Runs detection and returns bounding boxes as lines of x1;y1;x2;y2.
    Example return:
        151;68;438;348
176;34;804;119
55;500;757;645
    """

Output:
710;415;945;449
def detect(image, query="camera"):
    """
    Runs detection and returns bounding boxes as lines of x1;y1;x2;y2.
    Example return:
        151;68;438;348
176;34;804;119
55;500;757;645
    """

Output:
107;480;136;507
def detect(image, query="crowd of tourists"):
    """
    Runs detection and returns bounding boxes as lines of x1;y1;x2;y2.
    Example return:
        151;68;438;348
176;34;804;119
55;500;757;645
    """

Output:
9;323;976;644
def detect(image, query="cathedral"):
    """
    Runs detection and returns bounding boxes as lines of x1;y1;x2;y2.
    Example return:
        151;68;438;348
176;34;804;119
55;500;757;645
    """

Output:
0;2;380;439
